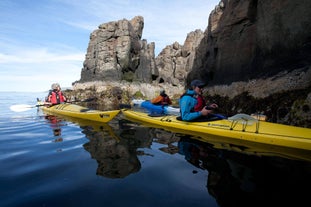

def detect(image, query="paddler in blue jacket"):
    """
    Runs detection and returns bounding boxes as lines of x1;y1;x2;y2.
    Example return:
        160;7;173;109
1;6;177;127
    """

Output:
179;79;218;121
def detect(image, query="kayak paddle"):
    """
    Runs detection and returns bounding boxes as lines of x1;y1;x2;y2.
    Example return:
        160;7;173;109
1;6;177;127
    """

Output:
10;97;96;112
10;103;50;112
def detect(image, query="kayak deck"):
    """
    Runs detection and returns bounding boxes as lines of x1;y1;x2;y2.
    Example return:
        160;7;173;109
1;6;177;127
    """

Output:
40;103;120;123
121;109;311;151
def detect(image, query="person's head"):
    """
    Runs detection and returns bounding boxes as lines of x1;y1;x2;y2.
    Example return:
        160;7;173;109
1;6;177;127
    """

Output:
190;79;206;94
160;89;165;96
51;83;61;91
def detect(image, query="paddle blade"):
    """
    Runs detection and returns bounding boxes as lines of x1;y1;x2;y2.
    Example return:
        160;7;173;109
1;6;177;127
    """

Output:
10;104;34;112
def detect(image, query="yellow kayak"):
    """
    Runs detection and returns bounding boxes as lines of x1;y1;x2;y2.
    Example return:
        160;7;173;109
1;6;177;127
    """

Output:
121;109;311;151
40;103;120;123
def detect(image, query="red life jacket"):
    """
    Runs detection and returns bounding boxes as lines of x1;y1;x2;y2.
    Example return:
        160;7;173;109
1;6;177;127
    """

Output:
161;95;171;105
194;94;206;112
49;91;65;104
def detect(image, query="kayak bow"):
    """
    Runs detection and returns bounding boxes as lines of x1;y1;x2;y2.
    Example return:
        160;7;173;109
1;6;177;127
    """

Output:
40;103;120;123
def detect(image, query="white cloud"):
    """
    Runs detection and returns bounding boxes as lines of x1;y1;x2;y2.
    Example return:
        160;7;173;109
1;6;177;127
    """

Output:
0;50;84;64
0;47;84;92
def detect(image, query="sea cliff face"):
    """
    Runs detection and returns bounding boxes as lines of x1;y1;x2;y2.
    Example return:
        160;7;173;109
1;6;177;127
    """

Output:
188;0;311;85
69;0;311;127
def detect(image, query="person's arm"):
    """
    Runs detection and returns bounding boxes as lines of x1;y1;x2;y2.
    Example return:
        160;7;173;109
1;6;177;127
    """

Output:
46;90;52;102
205;103;218;110
151;96;162;104
180;96;202;121
62;92;67;102
209;103;218;108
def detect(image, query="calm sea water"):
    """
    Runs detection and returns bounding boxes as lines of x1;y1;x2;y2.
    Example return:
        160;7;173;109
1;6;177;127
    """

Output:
1;92;310;207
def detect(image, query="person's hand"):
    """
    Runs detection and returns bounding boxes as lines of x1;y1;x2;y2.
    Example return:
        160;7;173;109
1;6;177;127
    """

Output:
210;103;218;108
206;103;218;109
44;102;52;106
201;107;213;116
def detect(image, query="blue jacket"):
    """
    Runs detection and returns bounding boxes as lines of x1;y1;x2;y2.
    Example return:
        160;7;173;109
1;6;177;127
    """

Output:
179;89;202;121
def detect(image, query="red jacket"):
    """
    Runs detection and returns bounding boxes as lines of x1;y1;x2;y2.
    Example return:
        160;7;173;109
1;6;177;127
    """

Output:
194;94;206;111
48;90;66;104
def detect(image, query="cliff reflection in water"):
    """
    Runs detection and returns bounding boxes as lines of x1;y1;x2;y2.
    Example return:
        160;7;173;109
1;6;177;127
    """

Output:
81;120;181;179
178;135;310;206
81;120;153;178
78;119;309;206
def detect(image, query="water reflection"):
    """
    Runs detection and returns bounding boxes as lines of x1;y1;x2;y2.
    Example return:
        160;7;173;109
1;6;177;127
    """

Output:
45;115;64;143
77;119;153;179
177;136;310;206
45;115;310;206
79;119;183;179
115;120;310;206
83;124;141;178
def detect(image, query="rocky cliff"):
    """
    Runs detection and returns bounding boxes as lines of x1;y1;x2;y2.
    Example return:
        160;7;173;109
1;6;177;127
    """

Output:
71;0;311;127
76;16;202;87
187;0;311;86
79;16;156;83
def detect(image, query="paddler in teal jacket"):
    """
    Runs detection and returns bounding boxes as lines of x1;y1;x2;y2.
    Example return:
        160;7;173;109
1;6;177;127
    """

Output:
179;79;218;121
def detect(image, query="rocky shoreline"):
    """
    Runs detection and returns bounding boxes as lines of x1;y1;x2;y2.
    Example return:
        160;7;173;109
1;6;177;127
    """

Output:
65;66;311;128
65;0;311;128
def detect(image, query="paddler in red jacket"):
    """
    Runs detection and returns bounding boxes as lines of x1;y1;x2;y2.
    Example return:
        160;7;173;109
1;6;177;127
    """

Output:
46;83;67;105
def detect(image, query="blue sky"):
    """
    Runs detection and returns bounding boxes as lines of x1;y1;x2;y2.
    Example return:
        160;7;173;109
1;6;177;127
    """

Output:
0;0;219;92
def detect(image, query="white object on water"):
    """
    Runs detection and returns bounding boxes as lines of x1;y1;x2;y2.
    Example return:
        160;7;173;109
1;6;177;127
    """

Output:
10;104;35;112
